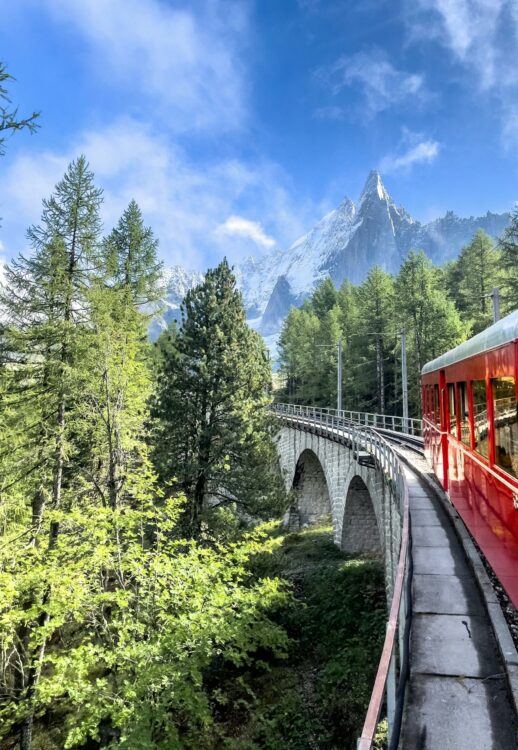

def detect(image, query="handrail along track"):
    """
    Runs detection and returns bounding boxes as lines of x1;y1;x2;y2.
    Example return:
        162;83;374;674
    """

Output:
271;403;414;749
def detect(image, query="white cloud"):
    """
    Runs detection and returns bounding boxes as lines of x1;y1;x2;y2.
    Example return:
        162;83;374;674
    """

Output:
380;137;440;173
408;0;518;145
410;0;510;89
0;119;319;270
316;50;426;117
24;0;248;133
215;216;276;249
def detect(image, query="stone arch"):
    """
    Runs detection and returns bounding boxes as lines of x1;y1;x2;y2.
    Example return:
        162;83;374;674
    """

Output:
341;475;382;555
288;448;332;529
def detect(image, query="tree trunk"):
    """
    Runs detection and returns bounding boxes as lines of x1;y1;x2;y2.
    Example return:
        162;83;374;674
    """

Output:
19;211;77;749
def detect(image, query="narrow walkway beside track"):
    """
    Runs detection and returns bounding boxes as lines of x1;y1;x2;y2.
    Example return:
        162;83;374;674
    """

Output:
399;456;517;749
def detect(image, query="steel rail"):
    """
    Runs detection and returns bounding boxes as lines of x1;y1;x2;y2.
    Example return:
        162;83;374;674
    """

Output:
271;403;413;749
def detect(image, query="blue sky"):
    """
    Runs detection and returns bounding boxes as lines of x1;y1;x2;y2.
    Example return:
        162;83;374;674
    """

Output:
1;0;518;272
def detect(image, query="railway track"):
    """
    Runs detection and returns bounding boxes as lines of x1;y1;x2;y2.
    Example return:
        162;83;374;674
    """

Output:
358;425;424;456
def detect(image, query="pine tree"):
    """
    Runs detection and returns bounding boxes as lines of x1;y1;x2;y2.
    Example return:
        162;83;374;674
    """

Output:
0;186;291;749
278;304;332;406
353;267;395;414
336;280;358;409
82;204;162;510
449;230;500;333
311;277;337;320
0;62;39;157
101;199;163;306
395;251;466;414
498;209;518;314
152;259;286;537
0;155;102;749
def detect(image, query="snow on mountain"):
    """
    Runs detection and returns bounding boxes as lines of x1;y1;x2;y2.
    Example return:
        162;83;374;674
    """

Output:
156;170;510;352
148;265;204;340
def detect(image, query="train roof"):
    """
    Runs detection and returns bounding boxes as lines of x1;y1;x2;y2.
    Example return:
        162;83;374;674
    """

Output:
421;309;518;375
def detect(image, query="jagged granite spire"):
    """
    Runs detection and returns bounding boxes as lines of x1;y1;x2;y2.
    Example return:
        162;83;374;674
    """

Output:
359;169;390;203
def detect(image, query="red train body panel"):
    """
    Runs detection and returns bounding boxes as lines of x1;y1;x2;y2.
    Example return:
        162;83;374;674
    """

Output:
421;312;518;607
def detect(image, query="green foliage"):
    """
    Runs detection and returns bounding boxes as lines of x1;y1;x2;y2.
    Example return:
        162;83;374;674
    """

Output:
498;208;518;314
151;259;287;538
216;525;386;750
445;230;501;333
101;199;164;306
394;251;467;412
278;252;466;416
0;505;290;749
352;267;395;413
0;160;295;750
0;61;39;157
278;280;342;406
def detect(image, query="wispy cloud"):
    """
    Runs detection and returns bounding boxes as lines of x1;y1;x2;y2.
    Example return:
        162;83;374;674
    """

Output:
315;49;426;118
380;136;440;173
26;0;249;133
0;119;320;270
407;0;518;145
409;0;513;89
215;216;276;249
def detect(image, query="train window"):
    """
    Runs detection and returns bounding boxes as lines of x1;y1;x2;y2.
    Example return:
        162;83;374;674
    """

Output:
492;377;518;479
472;380;489;459
433;384;440;424
447;384;457;434
457;382;470;446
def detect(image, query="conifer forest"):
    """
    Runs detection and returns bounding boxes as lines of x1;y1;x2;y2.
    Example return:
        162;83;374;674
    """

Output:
278;228;518;416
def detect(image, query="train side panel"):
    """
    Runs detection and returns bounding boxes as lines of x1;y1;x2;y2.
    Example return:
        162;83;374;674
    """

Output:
422;339;518;607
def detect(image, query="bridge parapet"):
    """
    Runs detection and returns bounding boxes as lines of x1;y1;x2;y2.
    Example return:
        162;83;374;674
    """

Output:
273;402;422;438
271;403;412;750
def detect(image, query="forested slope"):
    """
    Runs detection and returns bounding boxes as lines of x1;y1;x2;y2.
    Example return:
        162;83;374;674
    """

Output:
277;226;518;416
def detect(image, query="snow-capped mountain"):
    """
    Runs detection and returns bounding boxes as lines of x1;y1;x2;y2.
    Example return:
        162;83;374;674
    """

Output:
240;170;509;337
148;265;204;340
155;171;510;346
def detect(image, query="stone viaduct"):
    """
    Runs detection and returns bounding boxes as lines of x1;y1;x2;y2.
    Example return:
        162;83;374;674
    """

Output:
276;422;403;595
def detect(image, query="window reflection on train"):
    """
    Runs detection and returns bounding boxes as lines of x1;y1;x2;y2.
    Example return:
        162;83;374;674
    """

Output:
493;377;518;480
447;383;456;434
433;384;439;424
472;380;489;459
457;382;470;446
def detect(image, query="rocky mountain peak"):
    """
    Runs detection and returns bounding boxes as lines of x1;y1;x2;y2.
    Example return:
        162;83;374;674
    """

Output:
156;171;511;355
359;169;390;205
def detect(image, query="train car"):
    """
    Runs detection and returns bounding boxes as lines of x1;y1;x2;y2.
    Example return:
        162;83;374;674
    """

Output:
421;310;518;608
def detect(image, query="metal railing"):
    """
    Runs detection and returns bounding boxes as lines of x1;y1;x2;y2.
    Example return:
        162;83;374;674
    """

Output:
271;403;413;750
273;402;422;437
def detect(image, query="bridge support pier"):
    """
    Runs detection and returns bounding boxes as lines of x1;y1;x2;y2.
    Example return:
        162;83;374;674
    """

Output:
276;427;401;594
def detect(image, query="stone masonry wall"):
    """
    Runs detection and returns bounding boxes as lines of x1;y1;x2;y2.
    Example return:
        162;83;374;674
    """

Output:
275;425;402;596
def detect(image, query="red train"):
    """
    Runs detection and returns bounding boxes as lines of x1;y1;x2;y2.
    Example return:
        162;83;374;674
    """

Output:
422;310;518;608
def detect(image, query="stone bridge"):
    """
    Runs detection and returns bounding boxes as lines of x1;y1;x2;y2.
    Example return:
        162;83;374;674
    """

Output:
276;419;403;597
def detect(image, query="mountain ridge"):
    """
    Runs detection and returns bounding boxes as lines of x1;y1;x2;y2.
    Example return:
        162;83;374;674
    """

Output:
155;171;511;345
